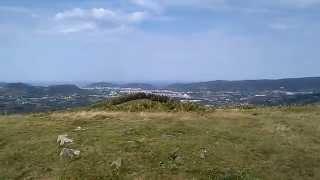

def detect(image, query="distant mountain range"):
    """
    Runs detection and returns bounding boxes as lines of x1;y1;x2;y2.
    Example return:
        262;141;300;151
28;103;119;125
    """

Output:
87;82;118;88
0;83;7;87
87;77;320;92
0;83;86;97
87;82;155;90
2;77;320;98
167;77;320;92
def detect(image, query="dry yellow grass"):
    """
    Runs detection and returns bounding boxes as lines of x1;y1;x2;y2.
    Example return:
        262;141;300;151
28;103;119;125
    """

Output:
0;106;320;179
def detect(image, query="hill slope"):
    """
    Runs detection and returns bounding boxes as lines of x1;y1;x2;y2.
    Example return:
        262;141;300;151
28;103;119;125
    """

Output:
0;83;86;97
0;82;6;87
1;106;320;179
86;82;118;88
47;84;86;96
0;83;46;97
168;77;320;92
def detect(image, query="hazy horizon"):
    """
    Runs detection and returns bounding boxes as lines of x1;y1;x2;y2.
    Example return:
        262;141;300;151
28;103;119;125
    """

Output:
1;0;320;82
2;76;320;87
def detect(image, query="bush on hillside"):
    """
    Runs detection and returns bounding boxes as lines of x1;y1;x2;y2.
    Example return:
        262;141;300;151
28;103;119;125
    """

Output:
91;93;206;112
108;93;172;105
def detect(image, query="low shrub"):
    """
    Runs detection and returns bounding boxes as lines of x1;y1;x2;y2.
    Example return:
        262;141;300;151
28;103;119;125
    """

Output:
91;93;206;112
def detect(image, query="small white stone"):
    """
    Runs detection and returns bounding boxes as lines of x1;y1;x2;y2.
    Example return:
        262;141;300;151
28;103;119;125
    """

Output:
57;134;73;146
59;148;81;159
74;126;87;131
200;148;208;159
73;150;81;156
111;158;122;170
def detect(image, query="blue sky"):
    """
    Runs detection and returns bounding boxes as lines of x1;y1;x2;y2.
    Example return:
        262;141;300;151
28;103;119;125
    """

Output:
1;0;320;82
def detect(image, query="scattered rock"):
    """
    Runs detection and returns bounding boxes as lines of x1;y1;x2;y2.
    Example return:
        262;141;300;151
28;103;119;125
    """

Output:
159;161;165;167
74;126;86;131
111;158;123;170
161;134;175;139
169;148;180;161
111;158;123;176
200;148;208;159
59;148;80;159
136;137;145;143
57;134;73;146
275;124;290;132
174;155;184;165
169;147;184;165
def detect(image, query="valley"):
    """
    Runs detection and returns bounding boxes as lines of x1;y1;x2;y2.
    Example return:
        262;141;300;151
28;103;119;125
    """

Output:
1;77;320;114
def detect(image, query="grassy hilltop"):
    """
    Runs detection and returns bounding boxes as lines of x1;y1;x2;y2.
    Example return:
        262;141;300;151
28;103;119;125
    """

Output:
0;94;320;180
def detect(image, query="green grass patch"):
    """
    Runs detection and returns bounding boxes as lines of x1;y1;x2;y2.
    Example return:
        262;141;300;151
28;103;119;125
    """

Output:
0;106;320;179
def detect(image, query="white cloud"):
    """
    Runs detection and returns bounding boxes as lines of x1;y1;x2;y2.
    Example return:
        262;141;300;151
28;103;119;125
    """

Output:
55;8;86;20
53;8;150;33
127;11;149;23
91;8;116;19
131;0;163;12
58;22;97;34
54;8;118;21
54;8;149;23
43;0;320;35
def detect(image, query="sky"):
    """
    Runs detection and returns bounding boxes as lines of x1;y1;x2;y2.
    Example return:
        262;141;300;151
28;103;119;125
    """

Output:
1;0;320;82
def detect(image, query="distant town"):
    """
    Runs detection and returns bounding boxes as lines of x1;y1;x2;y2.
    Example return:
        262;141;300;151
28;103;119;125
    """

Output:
1;77;320;114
